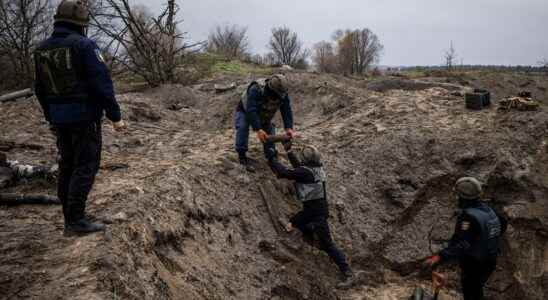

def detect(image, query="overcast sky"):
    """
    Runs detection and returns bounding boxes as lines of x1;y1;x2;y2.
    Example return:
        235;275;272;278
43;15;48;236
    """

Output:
138;0;548;66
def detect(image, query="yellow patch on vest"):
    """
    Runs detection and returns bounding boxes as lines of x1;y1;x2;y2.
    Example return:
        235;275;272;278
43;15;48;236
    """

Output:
461;221;470;231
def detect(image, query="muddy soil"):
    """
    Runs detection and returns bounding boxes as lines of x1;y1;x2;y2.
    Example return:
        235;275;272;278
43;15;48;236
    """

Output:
1;71;547;300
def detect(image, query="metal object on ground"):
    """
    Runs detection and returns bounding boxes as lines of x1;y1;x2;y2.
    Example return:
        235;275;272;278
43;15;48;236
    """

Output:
0;193;60;206
465;89;490;110
265;134;292;144
0;89;33;103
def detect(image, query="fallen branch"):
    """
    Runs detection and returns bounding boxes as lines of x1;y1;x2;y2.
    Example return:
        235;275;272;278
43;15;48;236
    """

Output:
0;193;60;206
258;184;283;234
0;140;45;152
0;89;33;103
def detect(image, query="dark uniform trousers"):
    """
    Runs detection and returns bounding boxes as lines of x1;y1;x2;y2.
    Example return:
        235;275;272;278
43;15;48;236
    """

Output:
56;121;102;222
460;257;497;300
290;205;350;274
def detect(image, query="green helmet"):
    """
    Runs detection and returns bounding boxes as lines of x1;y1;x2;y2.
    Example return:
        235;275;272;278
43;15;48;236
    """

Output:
301;145;322;166
455;177;483;200
266;74;288;98
54;0;90;27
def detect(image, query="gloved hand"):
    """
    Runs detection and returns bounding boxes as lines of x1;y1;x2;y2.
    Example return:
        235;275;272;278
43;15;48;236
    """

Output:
113;120;126;132
432;271;445;292
285;128;296;139
256;129;268;143
282;140;292;152
422;255;441;271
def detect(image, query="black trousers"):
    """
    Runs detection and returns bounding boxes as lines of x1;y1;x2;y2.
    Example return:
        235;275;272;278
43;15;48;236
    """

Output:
55;122;102;223
460;257;497;300
290;206;350;274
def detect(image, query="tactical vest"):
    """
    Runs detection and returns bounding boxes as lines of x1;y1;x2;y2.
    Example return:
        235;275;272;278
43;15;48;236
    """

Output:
295;166;327;202
34;34;91;123
463;204;502;260
241;82;283;126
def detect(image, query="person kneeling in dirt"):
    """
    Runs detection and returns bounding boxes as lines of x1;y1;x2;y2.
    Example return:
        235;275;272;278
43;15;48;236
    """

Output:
268;143;359;289
234;74;296;172
34;1;126;236
423;177;508;300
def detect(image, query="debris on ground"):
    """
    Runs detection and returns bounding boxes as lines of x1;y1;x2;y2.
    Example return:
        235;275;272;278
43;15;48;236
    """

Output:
499;90;540;111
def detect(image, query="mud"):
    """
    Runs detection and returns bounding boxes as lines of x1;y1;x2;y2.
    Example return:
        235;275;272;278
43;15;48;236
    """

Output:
0;71;547;300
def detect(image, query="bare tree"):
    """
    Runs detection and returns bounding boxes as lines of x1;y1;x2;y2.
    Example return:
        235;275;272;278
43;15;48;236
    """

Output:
334;28;383;75
0;0;54;88
312;41;337;73
268;26;307;67
91;0;202;86
207;24;248;60
540;58;548;75
444;41;457;71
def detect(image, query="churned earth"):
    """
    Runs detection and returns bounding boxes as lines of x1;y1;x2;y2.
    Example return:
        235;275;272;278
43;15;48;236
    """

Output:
0;70;547;300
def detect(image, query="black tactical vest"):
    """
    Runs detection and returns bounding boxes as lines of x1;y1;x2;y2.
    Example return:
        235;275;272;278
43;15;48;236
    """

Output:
295;166;327;202
34;34;88;104
241;82;283;126
463;204;502;260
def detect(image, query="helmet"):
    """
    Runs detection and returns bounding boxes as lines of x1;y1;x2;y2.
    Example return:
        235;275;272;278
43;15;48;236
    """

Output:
301;145;322;166
455;177;483;200
54;0;90;27
266;74;288;98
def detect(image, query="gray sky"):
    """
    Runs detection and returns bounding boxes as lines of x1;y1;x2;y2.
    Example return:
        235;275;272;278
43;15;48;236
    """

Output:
139;0;548;66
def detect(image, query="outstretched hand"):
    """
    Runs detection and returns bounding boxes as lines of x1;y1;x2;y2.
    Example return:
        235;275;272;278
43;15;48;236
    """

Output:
112;120;126;132
256;129;268;143
285;128;296;139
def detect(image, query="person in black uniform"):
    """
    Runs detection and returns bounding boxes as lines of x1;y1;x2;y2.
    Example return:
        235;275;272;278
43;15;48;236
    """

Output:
423;177;507;300
34;0;125;236
268;143;359;289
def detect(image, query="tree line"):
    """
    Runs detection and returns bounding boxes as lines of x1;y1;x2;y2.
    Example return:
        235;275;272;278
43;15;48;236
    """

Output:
1;0;545;92
0;0;384;91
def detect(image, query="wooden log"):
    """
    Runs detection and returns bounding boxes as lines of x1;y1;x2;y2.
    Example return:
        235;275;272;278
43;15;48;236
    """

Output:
265;134;291;144
0;88;33;103
0;193;61;206
258;184;283;234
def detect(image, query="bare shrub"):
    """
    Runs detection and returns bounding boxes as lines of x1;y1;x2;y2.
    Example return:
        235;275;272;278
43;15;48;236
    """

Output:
268;26;308;68
312;41;337;73
444;41;457;71
334;28;383;75
0;0;54;90
207;24;249;60
92;0;202;86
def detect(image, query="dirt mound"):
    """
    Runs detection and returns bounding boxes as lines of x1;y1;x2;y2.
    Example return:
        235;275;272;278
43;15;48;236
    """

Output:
0;72;547;300
366;78;463;93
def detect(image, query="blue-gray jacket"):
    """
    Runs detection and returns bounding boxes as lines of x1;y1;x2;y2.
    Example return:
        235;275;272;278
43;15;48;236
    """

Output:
34;23;121;124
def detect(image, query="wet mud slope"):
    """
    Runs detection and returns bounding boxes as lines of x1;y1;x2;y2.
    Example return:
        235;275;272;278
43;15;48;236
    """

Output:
1;72;547;300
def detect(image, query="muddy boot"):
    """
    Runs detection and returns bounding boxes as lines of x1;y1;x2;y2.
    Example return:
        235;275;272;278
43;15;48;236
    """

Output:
239;155;255;173
337;270;358;289
64;218;106;237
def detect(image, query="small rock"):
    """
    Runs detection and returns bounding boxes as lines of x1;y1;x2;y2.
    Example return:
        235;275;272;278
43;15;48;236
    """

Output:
112;212;128;222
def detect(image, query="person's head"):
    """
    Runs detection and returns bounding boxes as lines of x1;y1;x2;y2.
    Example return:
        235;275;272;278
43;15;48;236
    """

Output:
266;74;289;99
454;177;483;206
300;145;322;167
54;0;90;34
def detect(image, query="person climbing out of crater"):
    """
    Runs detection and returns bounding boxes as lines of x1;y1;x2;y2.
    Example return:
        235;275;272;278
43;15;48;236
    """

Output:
234;74;296;172
423;177;508;300
268;142;362;289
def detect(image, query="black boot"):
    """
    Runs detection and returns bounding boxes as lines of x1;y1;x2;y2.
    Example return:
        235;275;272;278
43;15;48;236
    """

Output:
64;218;106;237
239;155;255;173
337;269;357;289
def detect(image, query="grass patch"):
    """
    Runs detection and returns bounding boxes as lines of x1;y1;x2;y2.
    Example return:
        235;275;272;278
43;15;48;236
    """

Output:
212;60;273;76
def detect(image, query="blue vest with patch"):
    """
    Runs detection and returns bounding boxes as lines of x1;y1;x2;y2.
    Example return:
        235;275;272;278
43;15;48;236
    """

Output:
463;204;502;260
